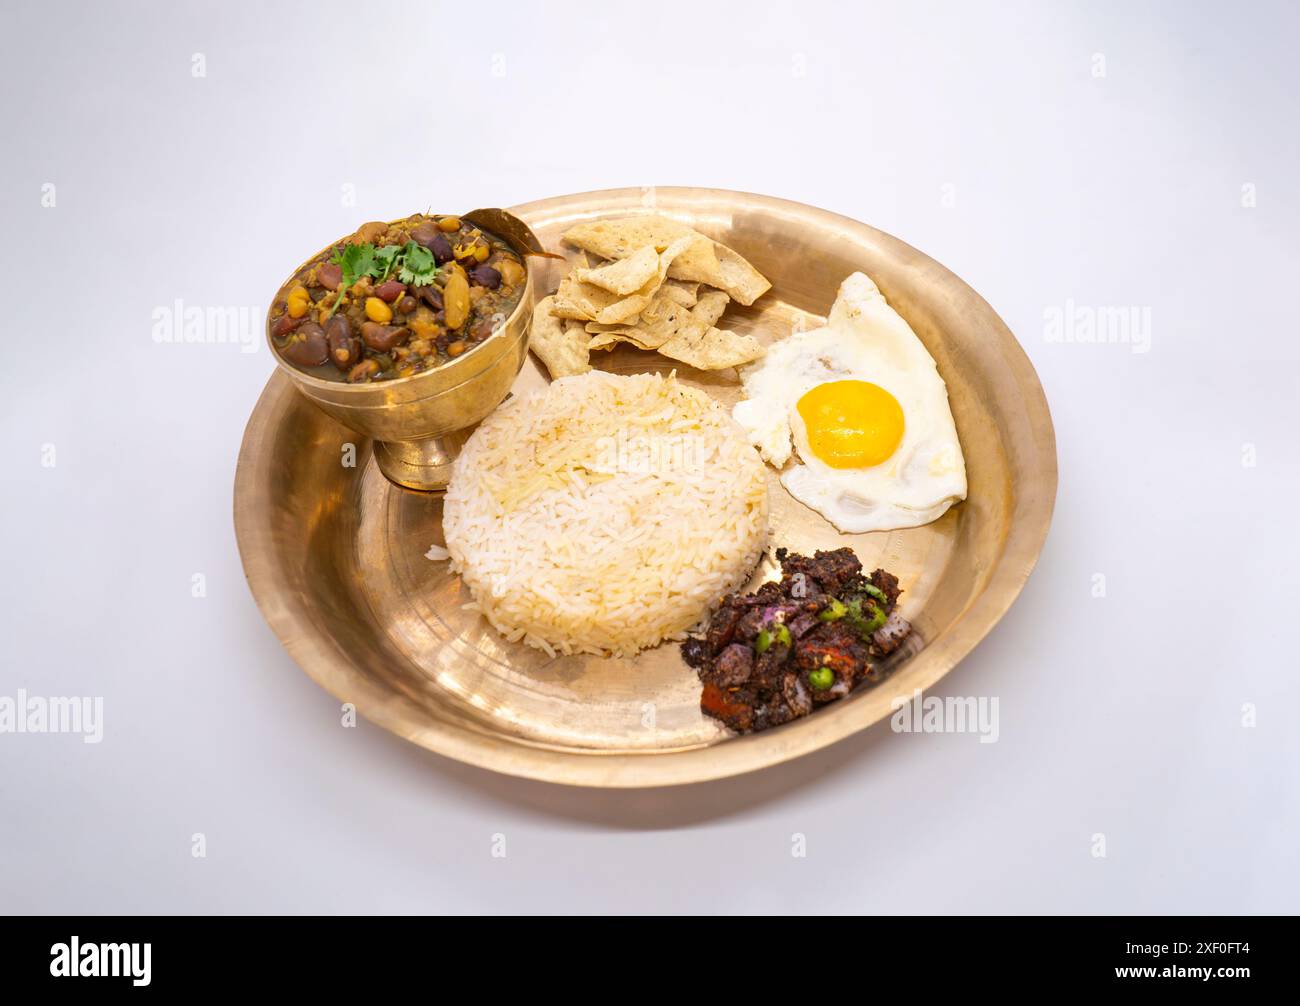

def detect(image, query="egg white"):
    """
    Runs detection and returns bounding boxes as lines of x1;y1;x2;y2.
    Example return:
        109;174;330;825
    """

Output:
731;272;967;533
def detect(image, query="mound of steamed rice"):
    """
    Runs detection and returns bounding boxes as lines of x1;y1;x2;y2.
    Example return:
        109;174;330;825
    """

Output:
443;371;769;657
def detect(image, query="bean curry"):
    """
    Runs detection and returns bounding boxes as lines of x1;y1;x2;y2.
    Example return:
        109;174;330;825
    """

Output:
270;214;527;382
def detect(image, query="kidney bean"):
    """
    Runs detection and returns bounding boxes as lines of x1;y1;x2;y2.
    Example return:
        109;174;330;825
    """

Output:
469;265;502;290
271;312;305;337
410;221;439;248
429;232;454;264
375;279;406;303
282;321;328;367
416;284;444;310
317;261;343;291
325;316;362;371
361;321;409;352
396;295;417;314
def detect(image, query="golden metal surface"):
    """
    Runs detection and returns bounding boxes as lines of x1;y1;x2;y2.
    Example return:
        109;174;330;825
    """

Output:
235;187;1058;787
264;209;540;491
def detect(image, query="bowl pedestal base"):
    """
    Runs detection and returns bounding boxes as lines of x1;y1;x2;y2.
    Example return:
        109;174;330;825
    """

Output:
373;430;473;493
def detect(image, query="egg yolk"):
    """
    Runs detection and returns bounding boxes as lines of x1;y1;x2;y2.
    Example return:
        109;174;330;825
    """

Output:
796;380;904;468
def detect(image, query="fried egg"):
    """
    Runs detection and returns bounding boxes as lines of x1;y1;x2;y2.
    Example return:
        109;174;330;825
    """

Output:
732;272;966;533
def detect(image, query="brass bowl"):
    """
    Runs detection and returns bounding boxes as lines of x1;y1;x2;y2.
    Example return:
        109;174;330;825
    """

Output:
265;209;544;492
236;187;1058;787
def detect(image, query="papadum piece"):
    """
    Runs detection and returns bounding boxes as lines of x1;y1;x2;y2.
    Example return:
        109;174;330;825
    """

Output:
587;293;698;351
588;330;652;352
562;215;771;306
661;280;699;307
691;289;730;328
563;216;718;280
553;272;645;325
574;245;659;295
529;295;591;378
587;288;734;357
706;243;771;307
552;235;693;326
658;326;764;370
657;297;764;370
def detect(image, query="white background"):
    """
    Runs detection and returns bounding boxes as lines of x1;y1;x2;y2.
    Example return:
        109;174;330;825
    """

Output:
2;0;1297;914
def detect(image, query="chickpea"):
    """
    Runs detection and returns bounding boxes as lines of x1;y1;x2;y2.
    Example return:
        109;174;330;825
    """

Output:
353;221;387;244
347;359;381;383
438;216;460;232
365;296;393;323
317;261;343;291
409;311;440;339
286;285;310;319
498;259;525;286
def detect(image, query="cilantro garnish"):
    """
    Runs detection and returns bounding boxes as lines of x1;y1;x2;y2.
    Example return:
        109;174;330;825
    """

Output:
372;244;400;280
325;238;439;318
397;242;436;286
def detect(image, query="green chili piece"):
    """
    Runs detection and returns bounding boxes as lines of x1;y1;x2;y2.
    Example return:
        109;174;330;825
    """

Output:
861;583;888;604
861;602;887;634
819;598;847;622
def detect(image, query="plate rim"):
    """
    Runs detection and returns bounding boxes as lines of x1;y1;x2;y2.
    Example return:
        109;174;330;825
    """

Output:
233;186;1058;788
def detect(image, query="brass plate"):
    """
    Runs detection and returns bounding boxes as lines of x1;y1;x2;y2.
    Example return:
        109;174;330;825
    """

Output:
234;188;1057;787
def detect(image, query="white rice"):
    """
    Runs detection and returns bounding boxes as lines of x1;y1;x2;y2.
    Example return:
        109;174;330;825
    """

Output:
443;371;769;657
